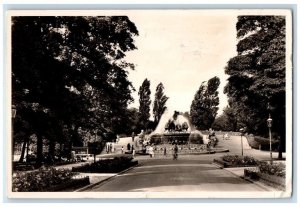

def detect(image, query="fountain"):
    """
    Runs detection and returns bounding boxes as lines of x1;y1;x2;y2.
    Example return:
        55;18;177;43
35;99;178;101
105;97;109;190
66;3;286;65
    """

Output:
149;110;205;146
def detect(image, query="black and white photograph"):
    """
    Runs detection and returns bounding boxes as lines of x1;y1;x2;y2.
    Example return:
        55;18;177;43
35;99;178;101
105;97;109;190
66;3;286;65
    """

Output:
7;9;292;198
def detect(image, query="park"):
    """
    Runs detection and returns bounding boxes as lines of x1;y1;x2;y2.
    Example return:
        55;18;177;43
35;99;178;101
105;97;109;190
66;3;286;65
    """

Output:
9;12;289;197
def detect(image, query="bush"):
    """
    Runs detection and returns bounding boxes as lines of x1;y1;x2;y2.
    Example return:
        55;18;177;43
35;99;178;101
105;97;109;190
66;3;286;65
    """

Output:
188;131;204;144
12;167;77;192
150;134;163;145
72;156;138;173
222;155;257;166
246;135;279;150
258;161;285;177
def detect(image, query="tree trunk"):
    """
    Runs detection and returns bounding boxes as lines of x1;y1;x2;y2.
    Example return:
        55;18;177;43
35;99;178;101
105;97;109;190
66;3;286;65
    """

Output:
278;136;283;159
36;136;43;164
48;138;55;163
18;140;27;162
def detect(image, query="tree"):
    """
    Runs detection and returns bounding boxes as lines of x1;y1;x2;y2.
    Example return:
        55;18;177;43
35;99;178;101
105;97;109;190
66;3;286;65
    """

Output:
190;76;220;130
138;79;151;129
224;16;286;158
12;16;139;163
153;83;169;126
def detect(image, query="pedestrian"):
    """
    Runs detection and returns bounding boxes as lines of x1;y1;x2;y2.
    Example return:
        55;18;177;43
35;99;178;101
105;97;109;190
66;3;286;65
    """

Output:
164;146;167;156
121;146;124;154
224;133;229;140
106;143;109;154
132;145;135;158
116;134;120;143
131;132;135;142
127;143;131;151
173;144;178;160
139;130;145;142
110;143;113;153
149;145;154;158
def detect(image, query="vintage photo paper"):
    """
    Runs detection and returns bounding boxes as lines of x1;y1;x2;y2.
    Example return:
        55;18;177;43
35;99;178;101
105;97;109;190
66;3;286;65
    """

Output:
6;9;292;199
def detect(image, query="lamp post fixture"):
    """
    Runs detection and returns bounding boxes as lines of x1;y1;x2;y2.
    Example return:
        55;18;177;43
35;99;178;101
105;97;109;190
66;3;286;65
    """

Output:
12;104;16;118
12;105;16;163
267;114;273;164
239;127;245;156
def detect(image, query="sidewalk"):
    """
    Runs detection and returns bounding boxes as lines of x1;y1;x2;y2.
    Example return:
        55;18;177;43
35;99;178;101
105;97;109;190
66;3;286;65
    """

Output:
222;165;284;192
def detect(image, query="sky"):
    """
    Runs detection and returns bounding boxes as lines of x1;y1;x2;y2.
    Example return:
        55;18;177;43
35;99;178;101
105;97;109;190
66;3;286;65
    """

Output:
124;11;238;117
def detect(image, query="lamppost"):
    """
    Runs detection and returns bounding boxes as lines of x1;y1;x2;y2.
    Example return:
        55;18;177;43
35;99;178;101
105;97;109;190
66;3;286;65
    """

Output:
267;114;273;164
239;127;245;156
12;105;16;163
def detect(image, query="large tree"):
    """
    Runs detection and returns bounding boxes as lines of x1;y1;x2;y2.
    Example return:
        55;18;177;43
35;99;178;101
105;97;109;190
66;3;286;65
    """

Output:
138;79;151;129
153;82;169;125
12;16;138;163
224;16;286;157
190;76;220;130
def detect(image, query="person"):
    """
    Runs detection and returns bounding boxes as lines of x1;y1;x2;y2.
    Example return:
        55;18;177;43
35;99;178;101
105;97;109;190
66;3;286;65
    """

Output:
149;145;154;158
110;143;113;153
132;145;135;158
139;130;145;142
116;134;120;143
224;133;229;140
106;143;109;154
131;132;135;142
173;144;178;160
121;146;124;154
127;143;131;151
164;146;167;156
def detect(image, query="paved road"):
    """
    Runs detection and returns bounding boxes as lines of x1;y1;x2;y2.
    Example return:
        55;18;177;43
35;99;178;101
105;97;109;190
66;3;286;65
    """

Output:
86;154;266;192
82;134;285;192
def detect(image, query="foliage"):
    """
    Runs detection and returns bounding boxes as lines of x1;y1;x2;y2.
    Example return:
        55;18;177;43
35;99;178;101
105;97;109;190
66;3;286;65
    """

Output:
190;76;220;130
72;156;137;173
138;79;151;129
153;82;169;125
12;166;77;192
224;16;286;157
221;154;257;166
12;16;139;163
212;106;240;131
258;161;286;177
188;131;204;144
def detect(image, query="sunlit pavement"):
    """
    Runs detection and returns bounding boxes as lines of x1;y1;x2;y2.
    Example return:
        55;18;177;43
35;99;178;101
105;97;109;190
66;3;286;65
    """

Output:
85;155;266;192
82;135;285;192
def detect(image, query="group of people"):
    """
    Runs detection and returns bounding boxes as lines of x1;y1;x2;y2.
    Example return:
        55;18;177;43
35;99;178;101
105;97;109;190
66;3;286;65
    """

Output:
147;144;179;160
106;142;114;154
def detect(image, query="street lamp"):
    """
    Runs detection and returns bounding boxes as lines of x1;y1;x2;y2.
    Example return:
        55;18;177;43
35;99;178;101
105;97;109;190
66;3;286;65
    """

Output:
12;105;16;163
267;114;273;164
239;127;245;156
12;104;16;118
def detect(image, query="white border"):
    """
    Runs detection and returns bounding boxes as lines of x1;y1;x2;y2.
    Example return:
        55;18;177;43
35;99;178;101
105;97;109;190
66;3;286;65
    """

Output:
4;8;294;200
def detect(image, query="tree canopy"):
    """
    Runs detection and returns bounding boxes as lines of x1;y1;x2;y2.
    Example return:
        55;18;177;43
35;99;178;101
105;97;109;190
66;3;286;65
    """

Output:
224;16;286;156
138;78;151;129
12;16;139;162
190;76;220;130
153;82;169;125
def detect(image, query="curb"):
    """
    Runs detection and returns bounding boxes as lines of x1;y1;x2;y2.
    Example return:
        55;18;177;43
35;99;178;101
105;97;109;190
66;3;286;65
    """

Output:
242;176;274;191
211;162;224;169
221;167;275;191
74;163;140;192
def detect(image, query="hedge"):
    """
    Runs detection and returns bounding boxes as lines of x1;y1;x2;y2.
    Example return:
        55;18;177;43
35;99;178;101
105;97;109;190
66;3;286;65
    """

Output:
72;156;138;173
12;167;78;192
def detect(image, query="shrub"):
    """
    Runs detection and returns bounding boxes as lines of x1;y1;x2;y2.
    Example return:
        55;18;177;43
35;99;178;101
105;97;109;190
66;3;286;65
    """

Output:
246;135;279;150
12;167;77;192
222;155;257;166
258;161;286;177
189;131;204;144
72;156;138;173
150;134;162;145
